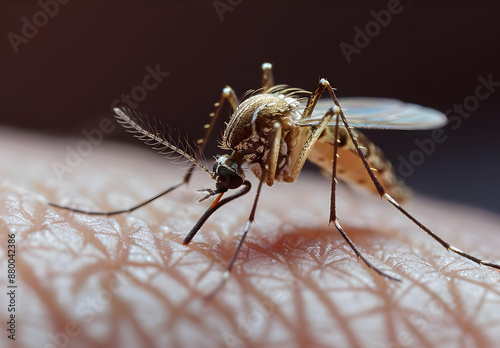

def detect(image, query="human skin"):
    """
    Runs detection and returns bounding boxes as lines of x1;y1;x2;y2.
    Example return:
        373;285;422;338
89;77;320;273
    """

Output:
1;127;500;348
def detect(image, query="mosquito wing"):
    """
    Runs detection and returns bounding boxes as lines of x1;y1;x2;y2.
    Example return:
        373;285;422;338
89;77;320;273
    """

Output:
304;97;447;130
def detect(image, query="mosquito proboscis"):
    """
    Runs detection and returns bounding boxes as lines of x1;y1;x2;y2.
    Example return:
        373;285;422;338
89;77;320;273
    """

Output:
49;62;500;296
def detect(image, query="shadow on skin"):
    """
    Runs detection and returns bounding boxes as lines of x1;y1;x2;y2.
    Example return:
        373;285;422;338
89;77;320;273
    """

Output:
1;128;500;347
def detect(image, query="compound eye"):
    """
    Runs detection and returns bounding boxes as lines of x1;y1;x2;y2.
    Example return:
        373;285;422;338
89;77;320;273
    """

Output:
216;166;243;190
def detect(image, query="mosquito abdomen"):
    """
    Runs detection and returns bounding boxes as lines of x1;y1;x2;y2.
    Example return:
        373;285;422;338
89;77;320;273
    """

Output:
308;126;410;202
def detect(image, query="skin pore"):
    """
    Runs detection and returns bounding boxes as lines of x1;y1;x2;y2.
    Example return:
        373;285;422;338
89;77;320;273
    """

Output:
1;127;500;348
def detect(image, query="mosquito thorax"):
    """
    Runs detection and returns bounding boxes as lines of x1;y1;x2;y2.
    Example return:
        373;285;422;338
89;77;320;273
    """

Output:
212;154;245;190
223;93;300;151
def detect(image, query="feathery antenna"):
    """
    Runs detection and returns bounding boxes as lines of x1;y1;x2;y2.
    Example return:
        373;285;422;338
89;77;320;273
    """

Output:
113;107;212;176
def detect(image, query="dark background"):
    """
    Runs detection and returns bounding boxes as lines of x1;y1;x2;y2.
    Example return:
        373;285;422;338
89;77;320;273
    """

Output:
1;0;499;213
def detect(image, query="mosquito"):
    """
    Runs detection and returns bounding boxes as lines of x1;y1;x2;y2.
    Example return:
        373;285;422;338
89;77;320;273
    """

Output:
50;62;500;294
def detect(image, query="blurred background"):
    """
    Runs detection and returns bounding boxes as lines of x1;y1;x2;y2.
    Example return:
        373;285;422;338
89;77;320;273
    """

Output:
1;0;499;213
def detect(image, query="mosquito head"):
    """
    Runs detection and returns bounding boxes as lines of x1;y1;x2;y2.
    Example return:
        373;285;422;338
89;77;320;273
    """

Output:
212;153;245;191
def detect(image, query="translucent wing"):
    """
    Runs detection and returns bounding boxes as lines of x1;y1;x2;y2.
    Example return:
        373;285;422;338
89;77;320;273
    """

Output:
304;97;447;130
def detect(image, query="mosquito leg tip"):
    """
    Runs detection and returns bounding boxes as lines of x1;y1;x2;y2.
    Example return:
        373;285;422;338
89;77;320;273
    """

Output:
392;275;402;282
222;270;230;280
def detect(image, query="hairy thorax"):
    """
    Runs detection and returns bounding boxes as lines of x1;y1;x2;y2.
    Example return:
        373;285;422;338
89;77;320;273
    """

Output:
223;93;304;184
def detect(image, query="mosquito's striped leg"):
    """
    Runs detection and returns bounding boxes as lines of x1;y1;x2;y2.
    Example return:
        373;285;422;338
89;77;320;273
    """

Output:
261;62;275;92
184;85;239;183
327;109;399;281
302;78;330;119
332;220;400;281
321;82;500;272
329;108;341;222
194;85;239;154
383;194;500;270
289;86;337;179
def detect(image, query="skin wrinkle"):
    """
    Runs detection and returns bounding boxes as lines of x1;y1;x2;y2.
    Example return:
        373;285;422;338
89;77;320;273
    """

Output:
1;129;500;347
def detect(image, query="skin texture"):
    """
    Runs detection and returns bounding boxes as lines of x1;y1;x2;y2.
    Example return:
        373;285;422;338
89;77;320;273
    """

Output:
1;127;500;348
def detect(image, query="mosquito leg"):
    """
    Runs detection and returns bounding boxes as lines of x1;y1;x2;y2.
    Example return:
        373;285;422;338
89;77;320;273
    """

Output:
49;86;239;216
281;79;399;279
288;80;337;180
330;106;341;222
206;122;282;299
321;81;500;271
48;182;184;216
302;78;329;119
184;85;239;183
333;220;400;281
324;102;400;281
383;194;500;270
261;62;275;92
